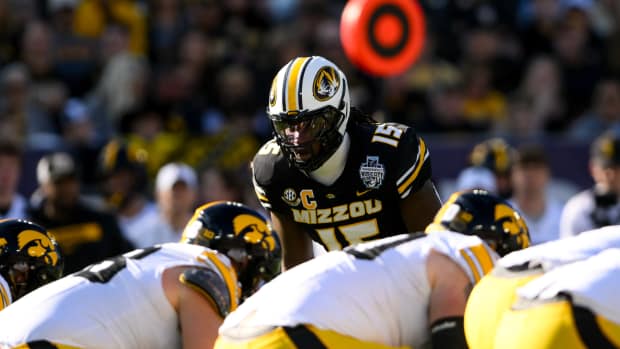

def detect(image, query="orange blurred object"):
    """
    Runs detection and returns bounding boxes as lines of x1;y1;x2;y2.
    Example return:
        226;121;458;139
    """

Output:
340;0;426;77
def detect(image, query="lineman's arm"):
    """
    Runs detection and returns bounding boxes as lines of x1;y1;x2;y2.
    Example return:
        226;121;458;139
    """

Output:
270;211;314;270
163;266;223;349
427;250;470;349
400;179;442;233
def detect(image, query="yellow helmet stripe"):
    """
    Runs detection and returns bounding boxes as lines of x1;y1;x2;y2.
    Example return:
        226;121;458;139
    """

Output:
286;57;310;112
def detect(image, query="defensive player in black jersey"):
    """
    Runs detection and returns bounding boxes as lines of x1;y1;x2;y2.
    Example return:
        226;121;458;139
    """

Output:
252;56;442;268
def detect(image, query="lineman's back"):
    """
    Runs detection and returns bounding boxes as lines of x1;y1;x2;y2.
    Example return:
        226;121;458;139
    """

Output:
220;231;496;348
0;243;237;349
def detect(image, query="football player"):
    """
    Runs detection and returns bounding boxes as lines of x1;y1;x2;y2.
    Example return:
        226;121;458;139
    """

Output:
464;225;620;349
252;55;442;268
0;201;281;349
214;190;530;349
0;219;63;310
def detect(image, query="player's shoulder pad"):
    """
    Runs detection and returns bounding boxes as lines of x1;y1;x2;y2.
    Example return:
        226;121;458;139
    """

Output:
252;138;291;187
179;267;232;317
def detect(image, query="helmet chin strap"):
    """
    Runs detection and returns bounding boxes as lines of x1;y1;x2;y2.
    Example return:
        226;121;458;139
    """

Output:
310;133;350;186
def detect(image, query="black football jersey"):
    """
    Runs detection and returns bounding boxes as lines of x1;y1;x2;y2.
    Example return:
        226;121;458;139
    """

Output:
251;121;432;251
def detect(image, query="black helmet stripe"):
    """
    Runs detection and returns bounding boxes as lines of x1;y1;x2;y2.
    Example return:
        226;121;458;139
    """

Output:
281;59;294;112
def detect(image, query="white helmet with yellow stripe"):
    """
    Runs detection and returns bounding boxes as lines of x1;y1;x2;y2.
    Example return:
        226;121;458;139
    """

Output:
267;56;350;172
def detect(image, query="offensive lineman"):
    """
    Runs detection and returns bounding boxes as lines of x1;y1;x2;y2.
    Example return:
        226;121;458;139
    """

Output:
215;190;530;349
0;219;63;310
465;225;620;349
0;201;281;349
252;55;442;268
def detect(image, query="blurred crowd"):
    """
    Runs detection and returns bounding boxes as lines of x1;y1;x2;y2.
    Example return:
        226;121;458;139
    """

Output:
1;0;620;270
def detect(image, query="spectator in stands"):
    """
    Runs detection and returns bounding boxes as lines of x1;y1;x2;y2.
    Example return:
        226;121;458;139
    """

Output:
148;0;189;68
422;80;472;134
560;128;620;237
504;55;565;135
99;22;131;66
86;53;150;139
97;139;159;247
137;162;197;247
73;0;147;55
517;0;559;60
28;152;133;273
553;0;603;122
48;0;98;98
0;63;37;143
569;78;620;140
462;64;507;131
199;166;245;204
509;144;563;244
0;140;27;219
469;137;515;198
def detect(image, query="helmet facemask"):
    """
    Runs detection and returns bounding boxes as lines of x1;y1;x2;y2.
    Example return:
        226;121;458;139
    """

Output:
4;256;62;299
270;106;345;172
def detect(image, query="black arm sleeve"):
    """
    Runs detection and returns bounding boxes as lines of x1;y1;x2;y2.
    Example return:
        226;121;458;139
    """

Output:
430;316;468;349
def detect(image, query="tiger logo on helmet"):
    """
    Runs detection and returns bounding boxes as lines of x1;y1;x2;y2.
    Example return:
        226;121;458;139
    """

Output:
0;219;63;304
180;201;282;299
426;189;530;256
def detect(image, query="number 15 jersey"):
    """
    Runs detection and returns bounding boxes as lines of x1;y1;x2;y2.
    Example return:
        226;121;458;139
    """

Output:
252;121;432;250
0;243;240;349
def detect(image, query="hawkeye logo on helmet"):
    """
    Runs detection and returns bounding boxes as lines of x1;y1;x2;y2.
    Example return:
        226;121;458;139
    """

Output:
313;66;340;101
17;230;59;266
232;214;276;252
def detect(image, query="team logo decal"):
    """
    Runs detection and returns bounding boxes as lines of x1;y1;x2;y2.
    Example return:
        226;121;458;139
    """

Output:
281;188;300;206
232;214;276;252
17;230;59;266
313;66;340;101
359;156;385;189
269;77;277;108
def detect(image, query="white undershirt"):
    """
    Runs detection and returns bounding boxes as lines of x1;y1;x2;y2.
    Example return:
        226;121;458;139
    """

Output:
310;133;350;186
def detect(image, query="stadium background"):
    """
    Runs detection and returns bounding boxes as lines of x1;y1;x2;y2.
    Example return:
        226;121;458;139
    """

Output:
0;0;616;207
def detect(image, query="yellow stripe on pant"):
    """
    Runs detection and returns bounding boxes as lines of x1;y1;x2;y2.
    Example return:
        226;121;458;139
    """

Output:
215;324;411;349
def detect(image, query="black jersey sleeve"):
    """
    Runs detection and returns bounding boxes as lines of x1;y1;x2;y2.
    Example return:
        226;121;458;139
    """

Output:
393;127;432;199
251;139;288;213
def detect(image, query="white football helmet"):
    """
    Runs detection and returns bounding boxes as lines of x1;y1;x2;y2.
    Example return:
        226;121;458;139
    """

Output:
267;56;350;171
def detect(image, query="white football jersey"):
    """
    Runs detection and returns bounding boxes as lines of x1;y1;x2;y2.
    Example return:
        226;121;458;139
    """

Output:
0;243;238;349
499;225;620;271
220;231;497;348
517;248;620;324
